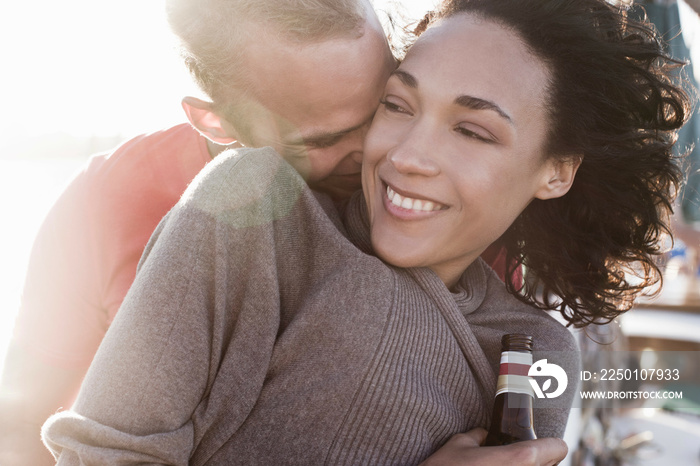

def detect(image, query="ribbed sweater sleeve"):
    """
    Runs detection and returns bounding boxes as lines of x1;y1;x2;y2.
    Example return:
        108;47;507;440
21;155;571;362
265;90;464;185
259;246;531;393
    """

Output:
42;148;318;464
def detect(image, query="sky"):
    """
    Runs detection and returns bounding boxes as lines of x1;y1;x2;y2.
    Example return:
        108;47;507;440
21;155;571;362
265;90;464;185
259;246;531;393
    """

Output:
0;1;193;151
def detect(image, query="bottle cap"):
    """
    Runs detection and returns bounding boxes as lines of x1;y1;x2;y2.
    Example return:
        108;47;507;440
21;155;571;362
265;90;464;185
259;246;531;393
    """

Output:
501;334;533;352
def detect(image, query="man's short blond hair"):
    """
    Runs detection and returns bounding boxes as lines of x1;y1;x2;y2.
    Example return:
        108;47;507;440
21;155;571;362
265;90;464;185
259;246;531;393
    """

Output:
166;0;368;105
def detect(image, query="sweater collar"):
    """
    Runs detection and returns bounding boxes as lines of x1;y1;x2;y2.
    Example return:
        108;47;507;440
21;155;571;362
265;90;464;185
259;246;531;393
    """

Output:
342;191;488;316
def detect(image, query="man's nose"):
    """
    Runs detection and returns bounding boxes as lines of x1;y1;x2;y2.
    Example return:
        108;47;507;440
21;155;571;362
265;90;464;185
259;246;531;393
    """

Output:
345;125;368;165
350;149;363;165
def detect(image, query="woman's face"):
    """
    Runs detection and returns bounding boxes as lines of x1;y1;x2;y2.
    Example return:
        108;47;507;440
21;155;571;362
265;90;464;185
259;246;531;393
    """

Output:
362;13;565;288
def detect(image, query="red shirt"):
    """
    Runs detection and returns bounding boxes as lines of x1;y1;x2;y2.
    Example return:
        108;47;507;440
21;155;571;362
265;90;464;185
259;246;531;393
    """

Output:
15;124;211;369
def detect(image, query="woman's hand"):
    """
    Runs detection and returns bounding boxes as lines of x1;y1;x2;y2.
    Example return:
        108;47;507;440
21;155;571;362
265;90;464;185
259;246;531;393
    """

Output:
419;428;567;466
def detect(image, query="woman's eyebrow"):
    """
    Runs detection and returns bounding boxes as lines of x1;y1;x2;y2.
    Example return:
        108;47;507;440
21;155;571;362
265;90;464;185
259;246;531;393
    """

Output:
454;95;514;125
454;95;515;126
391;69;513;125
391;69;418;88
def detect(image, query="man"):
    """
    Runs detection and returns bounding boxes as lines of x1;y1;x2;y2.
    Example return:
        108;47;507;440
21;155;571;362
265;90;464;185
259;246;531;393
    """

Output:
1;0;551;464
1;1;392;463
168;0;395;201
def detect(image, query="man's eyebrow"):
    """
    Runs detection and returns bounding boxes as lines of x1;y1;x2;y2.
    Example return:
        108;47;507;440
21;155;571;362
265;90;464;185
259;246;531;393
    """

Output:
392;69;513;125
454;95;513;125
289;113;375;148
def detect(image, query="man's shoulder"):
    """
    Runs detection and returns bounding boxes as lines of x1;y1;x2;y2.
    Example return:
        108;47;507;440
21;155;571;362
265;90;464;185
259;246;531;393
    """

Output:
44;123;208;233
93;123;205;176
76;123;206;200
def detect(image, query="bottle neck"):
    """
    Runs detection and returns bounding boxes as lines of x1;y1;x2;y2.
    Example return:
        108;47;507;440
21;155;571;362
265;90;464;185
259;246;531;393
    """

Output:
495;350;534;398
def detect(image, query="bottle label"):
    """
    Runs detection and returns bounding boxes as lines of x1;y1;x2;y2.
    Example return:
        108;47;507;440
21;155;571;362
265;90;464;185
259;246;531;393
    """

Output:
495;351;534;397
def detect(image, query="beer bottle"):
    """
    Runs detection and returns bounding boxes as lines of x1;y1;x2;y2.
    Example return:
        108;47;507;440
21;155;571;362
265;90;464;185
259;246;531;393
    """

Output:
484;334;537;446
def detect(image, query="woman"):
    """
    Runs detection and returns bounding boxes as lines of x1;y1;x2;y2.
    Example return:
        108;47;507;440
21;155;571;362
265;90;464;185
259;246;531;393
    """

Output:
43;0;690;464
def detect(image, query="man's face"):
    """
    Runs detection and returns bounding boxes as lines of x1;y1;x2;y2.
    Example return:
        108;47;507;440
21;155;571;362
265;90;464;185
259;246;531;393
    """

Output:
228;13;395;200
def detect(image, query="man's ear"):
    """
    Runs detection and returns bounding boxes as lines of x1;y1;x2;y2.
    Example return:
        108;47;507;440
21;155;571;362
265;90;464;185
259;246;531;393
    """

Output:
535;155;582;200
181;96;239;145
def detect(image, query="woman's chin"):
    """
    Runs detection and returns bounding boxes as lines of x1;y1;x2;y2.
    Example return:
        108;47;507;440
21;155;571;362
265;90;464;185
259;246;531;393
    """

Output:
371;237;425;270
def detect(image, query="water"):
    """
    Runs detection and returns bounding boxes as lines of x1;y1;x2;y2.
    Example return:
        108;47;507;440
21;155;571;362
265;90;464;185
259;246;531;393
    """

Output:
0;157;86;372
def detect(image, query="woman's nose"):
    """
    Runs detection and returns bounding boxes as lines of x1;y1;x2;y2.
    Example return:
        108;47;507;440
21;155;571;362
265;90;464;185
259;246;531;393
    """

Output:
386;135;441;177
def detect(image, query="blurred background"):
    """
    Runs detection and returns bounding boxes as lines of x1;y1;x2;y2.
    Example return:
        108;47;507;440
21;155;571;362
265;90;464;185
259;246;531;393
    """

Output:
0;0;198;364
1;0;699;464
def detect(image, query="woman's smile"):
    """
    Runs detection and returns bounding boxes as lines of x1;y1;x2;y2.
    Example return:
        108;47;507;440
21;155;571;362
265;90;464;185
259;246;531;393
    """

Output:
383;181;448;220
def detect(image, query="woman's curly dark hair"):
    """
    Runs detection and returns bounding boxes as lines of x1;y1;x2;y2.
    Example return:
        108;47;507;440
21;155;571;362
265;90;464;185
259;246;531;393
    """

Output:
420;0;694;327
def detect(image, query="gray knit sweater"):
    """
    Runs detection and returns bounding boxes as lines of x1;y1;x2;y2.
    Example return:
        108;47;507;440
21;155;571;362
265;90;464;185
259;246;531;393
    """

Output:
43;148;580;465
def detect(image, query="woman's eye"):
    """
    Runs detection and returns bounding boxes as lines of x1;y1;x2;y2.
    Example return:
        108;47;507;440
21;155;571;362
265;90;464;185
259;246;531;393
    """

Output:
456;126;496;144
380;99;411;115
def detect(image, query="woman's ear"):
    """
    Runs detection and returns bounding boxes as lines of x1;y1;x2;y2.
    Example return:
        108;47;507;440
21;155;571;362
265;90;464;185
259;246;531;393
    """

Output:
535;155;582;200
181;96;240;145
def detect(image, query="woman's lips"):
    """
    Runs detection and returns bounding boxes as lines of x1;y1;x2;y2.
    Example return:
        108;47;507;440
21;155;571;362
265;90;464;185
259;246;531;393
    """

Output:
381;181;448;220
386;184;446;212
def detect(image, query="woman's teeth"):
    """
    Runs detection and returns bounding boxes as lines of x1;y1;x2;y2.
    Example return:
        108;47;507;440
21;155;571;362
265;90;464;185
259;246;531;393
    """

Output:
386;185;444;212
